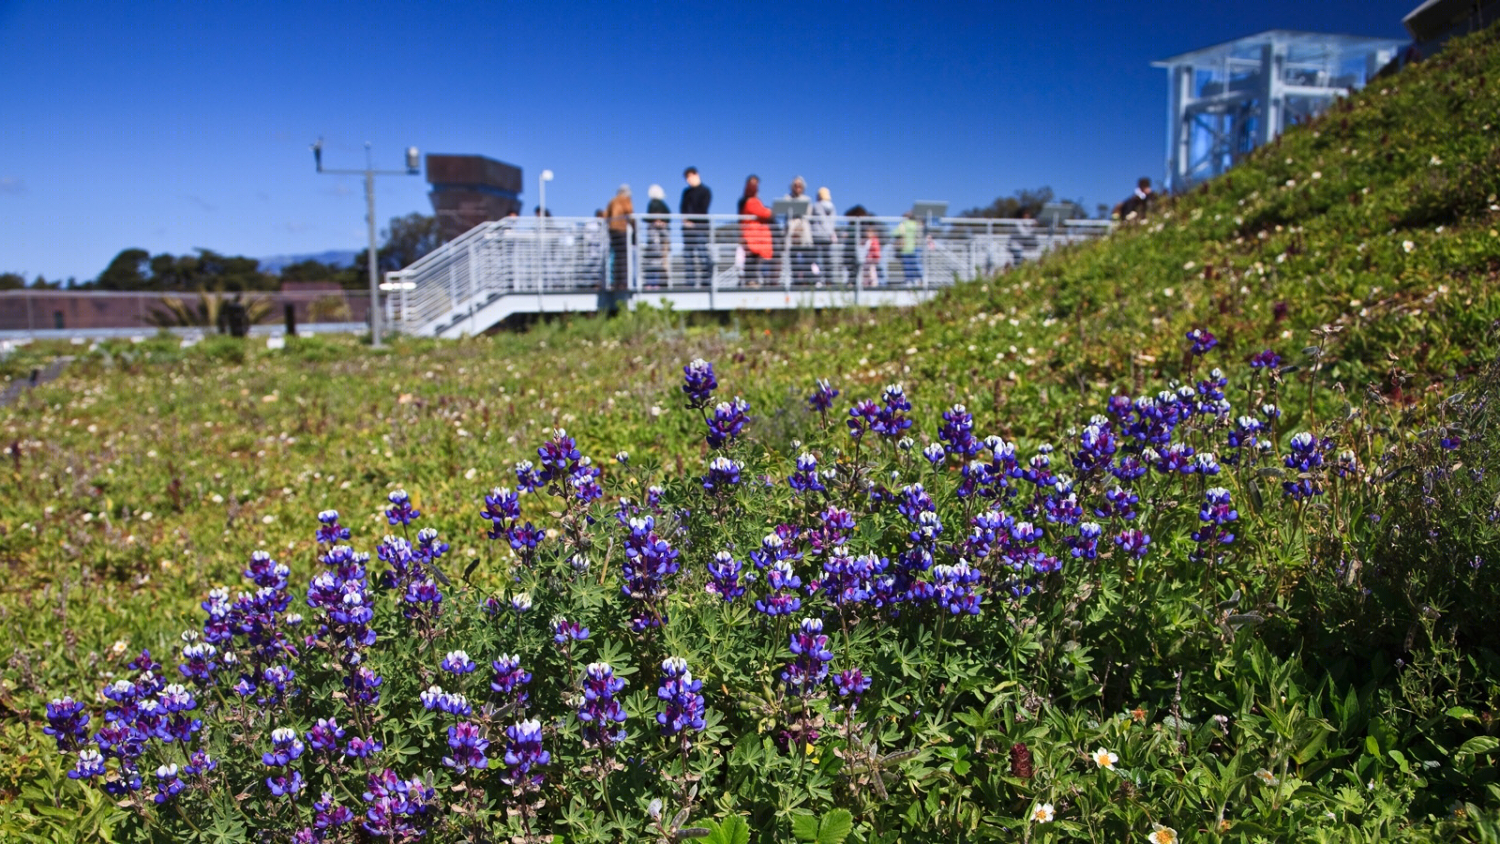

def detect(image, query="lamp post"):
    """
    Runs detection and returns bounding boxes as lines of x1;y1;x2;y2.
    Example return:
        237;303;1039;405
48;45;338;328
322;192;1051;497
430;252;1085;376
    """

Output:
539;169;554;218
311;139;420;348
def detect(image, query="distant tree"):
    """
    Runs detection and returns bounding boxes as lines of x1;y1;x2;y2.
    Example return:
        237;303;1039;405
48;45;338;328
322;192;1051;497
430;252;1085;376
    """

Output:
94;248;274;292
96;248;151;290
0;272;25;290
352;213;444;289
959;187;1055;219
280;259;358;288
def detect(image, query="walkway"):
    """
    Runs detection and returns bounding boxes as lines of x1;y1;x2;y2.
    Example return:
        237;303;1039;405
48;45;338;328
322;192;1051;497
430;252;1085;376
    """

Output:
388;214;1110;338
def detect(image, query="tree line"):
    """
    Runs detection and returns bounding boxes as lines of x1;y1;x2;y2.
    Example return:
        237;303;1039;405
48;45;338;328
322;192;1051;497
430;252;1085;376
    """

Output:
1;213;441;292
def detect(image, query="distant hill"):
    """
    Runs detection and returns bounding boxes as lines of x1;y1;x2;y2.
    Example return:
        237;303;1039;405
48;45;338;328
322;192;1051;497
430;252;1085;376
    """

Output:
257;250;359;274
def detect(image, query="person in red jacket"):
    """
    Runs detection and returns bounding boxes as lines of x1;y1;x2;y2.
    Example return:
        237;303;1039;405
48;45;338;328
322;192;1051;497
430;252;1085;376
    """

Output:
737;175;774;286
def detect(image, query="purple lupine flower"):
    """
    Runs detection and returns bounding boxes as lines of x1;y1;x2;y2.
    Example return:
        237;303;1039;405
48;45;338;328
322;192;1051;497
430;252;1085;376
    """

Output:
569;460;604;503
183;749;216;778
682;358;719;409
501;719;550;787
536;428;582;482
441;650;476;675
1186;328;1217;355
1068;522;1103;560
486;488;528;542
514;460;544;494
315;792;357;834
68;748;107;780
1440;435;1463;450
1109;454;1149;483
807;507;854;556
1249;349;1282;369
940;404;981;458
578;662;628;749
1073;422;1118;474
782;618;834;695
153;763;186;805
263;727;305;767
316;509;351;545
345;666;383;707
807;378;840;415
846;398;881;439
178;641;219;686
345;736;383;759
1260;402;1282;421
1225;416;1262;465
788;452;826;494
621;516;681;631
361;769;436;840
705;397;751;449
385;489;420;526
1094;486;1139;521
307;718;345;755
833;668;872;709
922;442;947;465
747;525;804;573
551;617;590;645
1334;449;1358;479
707;550;745;602
489;655;532;710
421;685;473;717
873;384;914;439
1282;432;1326;500
703;456;743;492
1114;529;1152;559
933;560;983;615
822;551;885;606
43;696;90;752
443;722;489;774
656;657;706;736
403;578;444;617
1192;487;1239;560
754;560;803;617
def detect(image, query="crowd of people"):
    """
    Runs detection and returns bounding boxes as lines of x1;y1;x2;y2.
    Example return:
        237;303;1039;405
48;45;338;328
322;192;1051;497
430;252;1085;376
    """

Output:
503;169;1153;290
586;168;934;290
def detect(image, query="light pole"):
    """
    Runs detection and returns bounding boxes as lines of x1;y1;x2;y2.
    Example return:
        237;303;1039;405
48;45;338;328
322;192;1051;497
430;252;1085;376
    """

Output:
539;169;553;218
311;139;420;347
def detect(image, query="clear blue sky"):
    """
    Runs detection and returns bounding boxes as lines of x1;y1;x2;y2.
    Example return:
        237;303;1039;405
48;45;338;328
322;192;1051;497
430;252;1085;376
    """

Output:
0;0;1414;283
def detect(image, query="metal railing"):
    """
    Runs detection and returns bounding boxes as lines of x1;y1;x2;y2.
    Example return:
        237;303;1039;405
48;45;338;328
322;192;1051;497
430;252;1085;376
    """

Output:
390;214;1111;335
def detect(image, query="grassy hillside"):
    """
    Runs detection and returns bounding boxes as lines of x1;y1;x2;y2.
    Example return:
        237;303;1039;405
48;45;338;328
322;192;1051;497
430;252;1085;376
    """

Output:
3;24;1500;843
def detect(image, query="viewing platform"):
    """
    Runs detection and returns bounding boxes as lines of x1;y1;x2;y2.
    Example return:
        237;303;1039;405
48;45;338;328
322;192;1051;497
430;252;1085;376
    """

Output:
388;214;1111;338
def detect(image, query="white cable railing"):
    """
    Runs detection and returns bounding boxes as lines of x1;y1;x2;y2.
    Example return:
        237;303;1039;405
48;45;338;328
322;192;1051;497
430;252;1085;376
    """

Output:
389;215;1112;336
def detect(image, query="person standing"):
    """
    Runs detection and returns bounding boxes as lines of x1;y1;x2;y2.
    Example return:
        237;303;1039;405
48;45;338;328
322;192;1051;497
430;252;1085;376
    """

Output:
604;185;634;290
738;175;774;286
808;187;837;284
680;167;713;287
644;184;671;288
781;176;814;284
894;212;921;284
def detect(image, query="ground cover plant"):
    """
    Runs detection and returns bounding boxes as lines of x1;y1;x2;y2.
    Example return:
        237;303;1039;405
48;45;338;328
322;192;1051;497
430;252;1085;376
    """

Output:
3;22;1500;843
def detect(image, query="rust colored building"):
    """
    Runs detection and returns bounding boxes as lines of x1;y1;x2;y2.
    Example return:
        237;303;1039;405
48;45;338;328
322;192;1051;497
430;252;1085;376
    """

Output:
426;154;523;242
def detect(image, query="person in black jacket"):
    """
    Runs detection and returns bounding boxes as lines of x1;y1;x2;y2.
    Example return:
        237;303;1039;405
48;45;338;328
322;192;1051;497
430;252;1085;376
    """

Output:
680;167;713;287
1114;177;1156;220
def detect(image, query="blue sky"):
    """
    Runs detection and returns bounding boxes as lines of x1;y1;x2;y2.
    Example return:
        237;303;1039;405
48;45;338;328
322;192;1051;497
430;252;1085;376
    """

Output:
0;0;1414;283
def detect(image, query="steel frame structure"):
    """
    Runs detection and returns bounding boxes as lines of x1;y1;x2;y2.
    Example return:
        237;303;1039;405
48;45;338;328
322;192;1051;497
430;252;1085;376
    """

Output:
1153;30;1405;193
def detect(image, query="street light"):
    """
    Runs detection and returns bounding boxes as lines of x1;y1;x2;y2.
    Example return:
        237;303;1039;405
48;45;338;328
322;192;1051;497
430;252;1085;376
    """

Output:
310;138;421;348
539;169;554;218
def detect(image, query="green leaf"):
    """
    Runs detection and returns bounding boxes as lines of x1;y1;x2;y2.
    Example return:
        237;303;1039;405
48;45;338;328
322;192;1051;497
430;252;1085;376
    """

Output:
1446;706;1478;723
703;816;751;844
1457;736;1500;757
817;809;854;844
792;813;820;842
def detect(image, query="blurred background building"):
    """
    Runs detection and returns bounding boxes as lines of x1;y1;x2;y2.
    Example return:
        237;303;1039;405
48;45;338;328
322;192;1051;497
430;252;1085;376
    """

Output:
426;154;523;242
